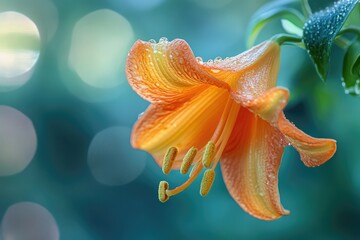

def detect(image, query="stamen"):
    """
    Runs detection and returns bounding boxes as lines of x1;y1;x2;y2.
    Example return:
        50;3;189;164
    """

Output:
202;141;216;168
159;99;240;201
166;162;203;197
180;147;198;174
211;102;240;171
200;169;215;196
189;160;201;178
158;181;169;203
210;99;233;143
162;147;178;174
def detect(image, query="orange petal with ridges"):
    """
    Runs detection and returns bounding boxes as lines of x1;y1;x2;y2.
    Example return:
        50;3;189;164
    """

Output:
221;108;289;220
201;41;281;102
244;87;289;124
132;87;229;169
278;113;337;167
126;39;230;103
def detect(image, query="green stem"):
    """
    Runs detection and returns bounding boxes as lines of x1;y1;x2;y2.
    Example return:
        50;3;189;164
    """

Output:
339;26;360;38
271;34;303;45
334;27;360;49
301;0;312;19
335;36;351;49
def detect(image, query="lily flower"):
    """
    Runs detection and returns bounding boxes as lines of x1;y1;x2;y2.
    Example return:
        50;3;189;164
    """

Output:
125;37;336;220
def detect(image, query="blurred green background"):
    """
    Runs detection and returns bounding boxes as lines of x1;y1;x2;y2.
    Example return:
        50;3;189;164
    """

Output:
0;0;359;239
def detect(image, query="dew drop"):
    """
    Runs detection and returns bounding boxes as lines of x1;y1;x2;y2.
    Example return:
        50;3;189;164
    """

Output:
159;37;168;43
138;83;148;89
268;173;276;180
196;56;203;63
355;80;360;95
134;76;142;81
214;56;222;62
210;69;220;73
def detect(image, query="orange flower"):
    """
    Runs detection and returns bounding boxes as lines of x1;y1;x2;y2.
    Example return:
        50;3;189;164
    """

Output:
126;38;336;220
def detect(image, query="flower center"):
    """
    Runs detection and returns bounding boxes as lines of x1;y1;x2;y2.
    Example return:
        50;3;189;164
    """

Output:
158;97;240;202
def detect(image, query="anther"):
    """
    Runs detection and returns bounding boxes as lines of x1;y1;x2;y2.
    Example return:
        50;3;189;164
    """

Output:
158;181;169;202
180;147;198;174
162;147;178;174
200;169;215;197
202;141;216;168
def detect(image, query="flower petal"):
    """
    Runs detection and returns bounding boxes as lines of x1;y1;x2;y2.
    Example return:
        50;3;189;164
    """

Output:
278;113;337;167
201;41;281;103
244;87;289;125
126;39;230;103
221;108;289;220
132;87;229;168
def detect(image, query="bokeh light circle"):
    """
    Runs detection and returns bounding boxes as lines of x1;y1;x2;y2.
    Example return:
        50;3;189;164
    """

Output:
191;0;233;9
68;9;134;89
1;202;60;240
0;11;40;91
0;106;37;176
0;0;59;43
88;126;147;186
109;0;166;11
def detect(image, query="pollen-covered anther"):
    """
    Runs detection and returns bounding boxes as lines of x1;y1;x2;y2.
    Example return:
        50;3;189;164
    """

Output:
158;181;169;203
202;141;216;168
162;147;178;174
180;147;198;174
200;169;215;197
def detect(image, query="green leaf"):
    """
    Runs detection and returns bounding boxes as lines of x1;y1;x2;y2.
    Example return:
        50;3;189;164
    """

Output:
247;0;305;47
281;19;303;36
303;0;359;81
342;40;360;95
343;3;360;27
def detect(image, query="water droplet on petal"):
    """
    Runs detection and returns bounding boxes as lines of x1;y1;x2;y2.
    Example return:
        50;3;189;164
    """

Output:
159;37;168;43
138;112;144;119
214;56;222;62
196;56;203;63
134;76;142;81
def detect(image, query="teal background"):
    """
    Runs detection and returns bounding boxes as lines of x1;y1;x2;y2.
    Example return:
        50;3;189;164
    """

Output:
0;0;359;239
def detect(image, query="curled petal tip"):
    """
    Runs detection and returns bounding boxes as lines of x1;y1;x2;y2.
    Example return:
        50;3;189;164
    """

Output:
278;113;337;167
245;87;289;124
300;138;337;167
257;210;290;221
243;196;291;220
